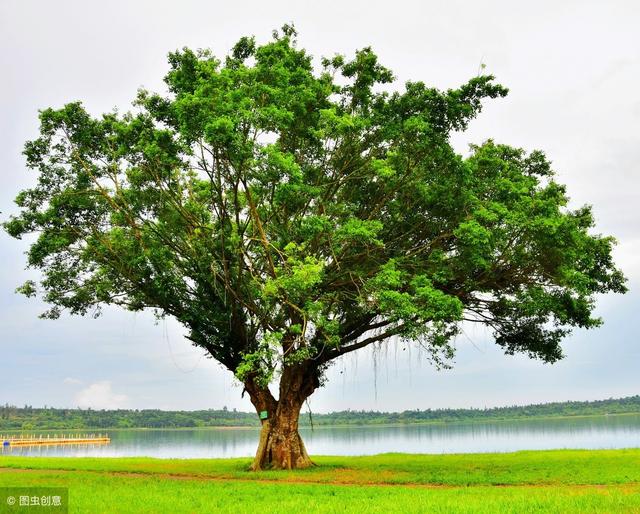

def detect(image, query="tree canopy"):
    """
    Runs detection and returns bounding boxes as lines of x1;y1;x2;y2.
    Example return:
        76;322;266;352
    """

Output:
4;25;626;468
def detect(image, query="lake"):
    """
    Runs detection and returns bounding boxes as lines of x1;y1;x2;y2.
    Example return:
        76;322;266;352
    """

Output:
2;414;639;458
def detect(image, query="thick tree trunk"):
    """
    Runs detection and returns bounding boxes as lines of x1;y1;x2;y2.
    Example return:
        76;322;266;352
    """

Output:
245;364;318;470
251;400;312;470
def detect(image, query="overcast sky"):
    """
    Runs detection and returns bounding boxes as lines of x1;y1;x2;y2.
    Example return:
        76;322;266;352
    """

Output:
1;0;638;413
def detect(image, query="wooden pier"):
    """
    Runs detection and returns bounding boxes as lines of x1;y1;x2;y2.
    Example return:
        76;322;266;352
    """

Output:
1;433;110;447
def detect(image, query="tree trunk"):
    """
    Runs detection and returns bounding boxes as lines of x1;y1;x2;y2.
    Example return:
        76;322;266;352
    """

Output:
245;365;318;470
251;400;313;470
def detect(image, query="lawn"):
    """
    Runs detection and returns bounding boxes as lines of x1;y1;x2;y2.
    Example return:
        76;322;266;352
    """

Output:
1;449;639;513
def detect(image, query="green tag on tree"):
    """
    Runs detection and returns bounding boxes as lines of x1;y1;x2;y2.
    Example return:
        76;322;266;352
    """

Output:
259;410;268;420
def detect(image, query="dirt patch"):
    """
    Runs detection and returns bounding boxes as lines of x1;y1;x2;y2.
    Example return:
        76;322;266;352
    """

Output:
1;467;639;492
0;468;77;474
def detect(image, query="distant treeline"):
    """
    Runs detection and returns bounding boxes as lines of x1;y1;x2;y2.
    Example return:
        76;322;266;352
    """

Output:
1;395;639;431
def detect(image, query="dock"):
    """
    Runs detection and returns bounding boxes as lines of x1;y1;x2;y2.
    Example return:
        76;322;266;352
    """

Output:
1;434;110;447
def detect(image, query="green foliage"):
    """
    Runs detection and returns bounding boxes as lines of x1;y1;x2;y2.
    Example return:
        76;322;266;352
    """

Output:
3;26;626;393
234;332;281;387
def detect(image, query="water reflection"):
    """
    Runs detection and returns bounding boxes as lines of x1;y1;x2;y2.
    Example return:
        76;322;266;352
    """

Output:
2;415;639;458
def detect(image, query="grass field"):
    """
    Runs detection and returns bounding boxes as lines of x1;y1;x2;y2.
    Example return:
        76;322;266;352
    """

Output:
1;449;639;512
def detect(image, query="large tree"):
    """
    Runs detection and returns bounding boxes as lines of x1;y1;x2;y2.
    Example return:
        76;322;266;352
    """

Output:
4;26;626;469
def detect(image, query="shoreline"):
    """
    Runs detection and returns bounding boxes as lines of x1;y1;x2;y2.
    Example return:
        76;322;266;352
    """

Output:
1;411;639;433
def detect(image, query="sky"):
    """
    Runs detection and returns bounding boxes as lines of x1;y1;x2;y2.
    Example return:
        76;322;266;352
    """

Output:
0;0;638;413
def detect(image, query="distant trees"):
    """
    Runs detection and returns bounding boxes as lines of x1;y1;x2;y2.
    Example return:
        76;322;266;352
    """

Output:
1;396;639;431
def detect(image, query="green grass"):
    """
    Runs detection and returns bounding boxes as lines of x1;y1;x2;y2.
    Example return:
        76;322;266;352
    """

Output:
1;450;639;513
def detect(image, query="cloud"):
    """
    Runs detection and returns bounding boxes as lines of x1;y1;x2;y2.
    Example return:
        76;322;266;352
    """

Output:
74;381;129;409
63;377;83;386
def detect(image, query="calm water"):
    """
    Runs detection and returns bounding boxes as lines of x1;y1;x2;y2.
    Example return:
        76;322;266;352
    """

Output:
3;415;639;458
